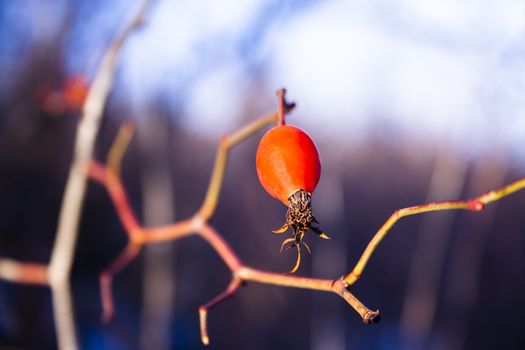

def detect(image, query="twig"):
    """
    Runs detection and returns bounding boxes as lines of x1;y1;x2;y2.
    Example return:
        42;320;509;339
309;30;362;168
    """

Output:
0;259;48;285
0;1;156;349
277;88;286;126
199;278;242;345
197;112;280;220
342;174;525;287
276;88;295;126
100;242;142;322
107;121;135;177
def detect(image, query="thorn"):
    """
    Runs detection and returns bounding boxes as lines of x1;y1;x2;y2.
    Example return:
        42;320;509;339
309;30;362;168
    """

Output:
311;226;331;239
280;238;296;252
301;241;311;254
272;225;289;234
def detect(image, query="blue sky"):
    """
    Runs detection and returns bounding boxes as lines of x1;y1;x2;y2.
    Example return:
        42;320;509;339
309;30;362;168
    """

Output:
2;0;525;163
122;0;525;160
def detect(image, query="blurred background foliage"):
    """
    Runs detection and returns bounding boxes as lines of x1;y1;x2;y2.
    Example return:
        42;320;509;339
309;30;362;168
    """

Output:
1;0;525;349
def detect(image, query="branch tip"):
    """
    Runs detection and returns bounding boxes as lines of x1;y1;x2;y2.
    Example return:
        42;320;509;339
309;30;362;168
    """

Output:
198;278;242;345
199;307;210;346
276;88;295;125
107;122;135;175
363;309;381;324
99;273;114;323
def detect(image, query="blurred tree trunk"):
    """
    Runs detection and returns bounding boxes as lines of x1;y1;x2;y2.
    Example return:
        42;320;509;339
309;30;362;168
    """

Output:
443;152;506;350
310;167;347;350
400;149;467;349
138;110;176;350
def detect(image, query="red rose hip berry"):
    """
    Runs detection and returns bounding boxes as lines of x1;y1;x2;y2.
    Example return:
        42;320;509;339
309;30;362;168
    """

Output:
255;89;329;273
256;125;320;203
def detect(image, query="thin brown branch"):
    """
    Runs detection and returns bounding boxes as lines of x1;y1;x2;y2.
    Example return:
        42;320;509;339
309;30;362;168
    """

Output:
107;121;135;177
343;175;525;287
89;160;142;240
277;88;286;126
199;278;242;345
276;88;296;126
237;267;379;323
197;112;281;220
141;220;195;242
0;259;48;285
100;242;142;322
197;224;242;272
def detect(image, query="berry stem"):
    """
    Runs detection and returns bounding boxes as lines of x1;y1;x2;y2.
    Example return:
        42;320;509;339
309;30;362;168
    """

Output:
277;88;286;126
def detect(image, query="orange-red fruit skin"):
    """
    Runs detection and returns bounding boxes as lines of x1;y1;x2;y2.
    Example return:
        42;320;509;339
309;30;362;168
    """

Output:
256;125;321;204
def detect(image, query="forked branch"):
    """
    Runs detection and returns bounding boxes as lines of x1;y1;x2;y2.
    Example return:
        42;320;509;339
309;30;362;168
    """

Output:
89;88;525;346
89;95;379;345
0;2;153;349
199;278;243;346
343;178;525;287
